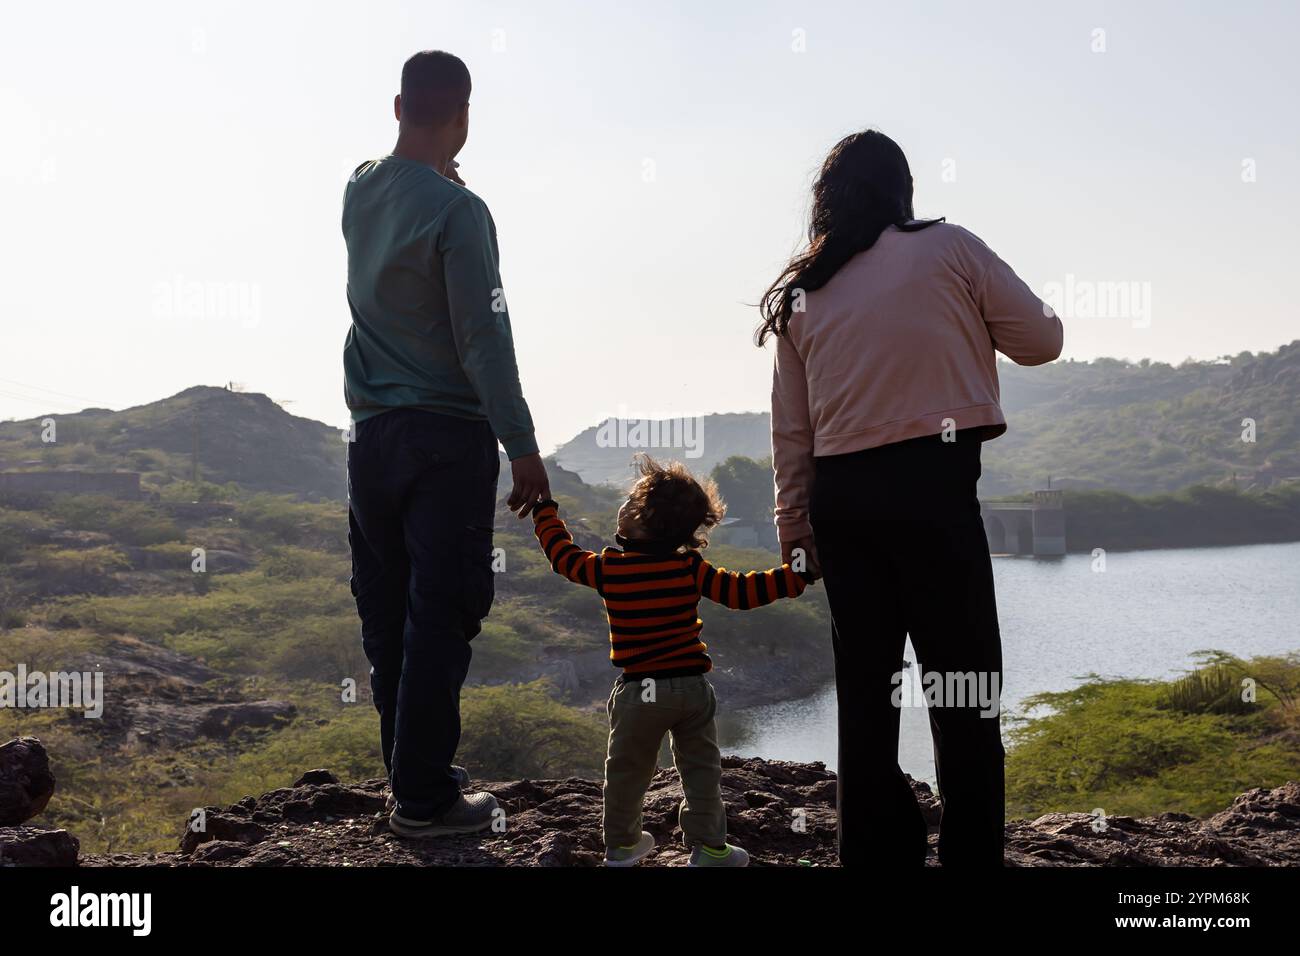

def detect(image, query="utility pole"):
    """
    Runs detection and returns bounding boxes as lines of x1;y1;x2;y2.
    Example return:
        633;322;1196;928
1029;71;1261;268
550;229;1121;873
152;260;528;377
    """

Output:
191;411;199;484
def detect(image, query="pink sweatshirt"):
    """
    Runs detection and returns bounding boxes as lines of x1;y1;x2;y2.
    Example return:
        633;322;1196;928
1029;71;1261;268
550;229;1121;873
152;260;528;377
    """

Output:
771;222;1063;542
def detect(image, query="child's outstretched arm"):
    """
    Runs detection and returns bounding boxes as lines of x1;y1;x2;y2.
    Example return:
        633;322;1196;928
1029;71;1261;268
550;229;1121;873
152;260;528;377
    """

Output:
692;554;807;610
532;499;602;590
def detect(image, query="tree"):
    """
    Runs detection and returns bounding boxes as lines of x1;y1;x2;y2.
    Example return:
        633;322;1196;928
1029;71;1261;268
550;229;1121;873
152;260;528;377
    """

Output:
710;456;774;522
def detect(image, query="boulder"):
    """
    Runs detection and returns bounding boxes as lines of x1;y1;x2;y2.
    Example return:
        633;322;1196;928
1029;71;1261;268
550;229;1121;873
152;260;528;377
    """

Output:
0;826;80;867
195;700;296;739
0;736;56;825
179;811;272;854
293;769;339;788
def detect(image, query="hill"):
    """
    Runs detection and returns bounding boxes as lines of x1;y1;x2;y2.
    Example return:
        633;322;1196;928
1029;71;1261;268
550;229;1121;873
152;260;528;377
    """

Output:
553;411;771;488
0;386;346;500
6;341;1297;503
553;342;1300;495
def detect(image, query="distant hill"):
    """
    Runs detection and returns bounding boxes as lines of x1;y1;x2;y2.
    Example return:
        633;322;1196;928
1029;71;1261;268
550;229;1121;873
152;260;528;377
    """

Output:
986;343;1300;494
554;411;771;488
0;386;346;500
2;339;1297;503
554;342;1300;496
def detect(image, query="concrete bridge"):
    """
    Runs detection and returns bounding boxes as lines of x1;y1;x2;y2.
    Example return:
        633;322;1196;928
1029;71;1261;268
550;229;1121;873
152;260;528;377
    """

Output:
980;490;1066;556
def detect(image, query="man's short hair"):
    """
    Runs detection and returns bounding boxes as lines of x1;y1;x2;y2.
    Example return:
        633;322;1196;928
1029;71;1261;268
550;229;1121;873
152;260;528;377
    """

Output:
400;51;471;126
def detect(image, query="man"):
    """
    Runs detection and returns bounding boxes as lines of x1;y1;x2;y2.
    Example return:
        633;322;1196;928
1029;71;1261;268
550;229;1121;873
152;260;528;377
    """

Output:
342;50;549;837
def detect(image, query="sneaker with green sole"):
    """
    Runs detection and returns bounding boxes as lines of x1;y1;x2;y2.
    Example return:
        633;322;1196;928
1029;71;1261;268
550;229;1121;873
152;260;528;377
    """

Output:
605;831;656;867
688;843;750;867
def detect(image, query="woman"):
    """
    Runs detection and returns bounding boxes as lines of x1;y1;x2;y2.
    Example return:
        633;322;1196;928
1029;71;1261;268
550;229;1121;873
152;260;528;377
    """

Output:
763;131;1062;867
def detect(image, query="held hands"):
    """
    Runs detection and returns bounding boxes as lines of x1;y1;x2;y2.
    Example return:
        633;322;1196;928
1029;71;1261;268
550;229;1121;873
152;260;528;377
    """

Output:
507;453;550;518
781;535;822;582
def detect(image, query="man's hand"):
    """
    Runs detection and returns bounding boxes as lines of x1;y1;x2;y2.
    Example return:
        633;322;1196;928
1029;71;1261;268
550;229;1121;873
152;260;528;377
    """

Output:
781;535;822;582
507;453;550;518
444;159;465;186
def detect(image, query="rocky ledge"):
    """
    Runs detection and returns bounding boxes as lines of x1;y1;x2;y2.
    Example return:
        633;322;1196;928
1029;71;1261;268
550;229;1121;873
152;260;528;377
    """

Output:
5;736;1299;866
72;765;1300;868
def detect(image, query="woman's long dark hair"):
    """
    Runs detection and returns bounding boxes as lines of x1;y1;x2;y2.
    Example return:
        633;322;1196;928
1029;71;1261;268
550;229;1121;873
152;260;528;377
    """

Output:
756;130;943;345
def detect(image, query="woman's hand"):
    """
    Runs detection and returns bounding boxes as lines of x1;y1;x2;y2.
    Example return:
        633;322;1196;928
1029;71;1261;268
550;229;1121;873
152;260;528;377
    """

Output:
781;535;822;581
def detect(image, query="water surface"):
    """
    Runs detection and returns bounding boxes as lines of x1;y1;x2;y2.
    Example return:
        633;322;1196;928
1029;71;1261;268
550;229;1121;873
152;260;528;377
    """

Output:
721;542;1300;782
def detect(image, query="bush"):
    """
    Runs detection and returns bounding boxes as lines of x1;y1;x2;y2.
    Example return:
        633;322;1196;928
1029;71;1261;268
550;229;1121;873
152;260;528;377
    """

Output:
158;479;238;503
0;508;52;563
459;681;606;779
0;607;27;629
48;496;183;546
234;494;348;552
468;619;537;678
1005;654;1300;819
28;546;130;593
214;705;385;801
1163;664;1253;715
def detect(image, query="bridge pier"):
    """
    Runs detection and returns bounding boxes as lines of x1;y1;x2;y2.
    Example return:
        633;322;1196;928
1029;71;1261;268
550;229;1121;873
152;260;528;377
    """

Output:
980;490;1066;556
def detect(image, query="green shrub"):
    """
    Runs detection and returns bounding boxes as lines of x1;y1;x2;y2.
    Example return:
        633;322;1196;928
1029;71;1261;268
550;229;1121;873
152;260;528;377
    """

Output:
1005;654;1300;819
235;495;347;551
260;546;346;581
468;619;536;678
1163;664;1253;715
28;546;130;592
47;496;183;546
0;508;52;562
459;681;606;779
158;479;238;503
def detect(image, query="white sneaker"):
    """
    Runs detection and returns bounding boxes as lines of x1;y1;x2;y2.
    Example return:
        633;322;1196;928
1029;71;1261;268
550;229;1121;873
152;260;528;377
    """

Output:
688;843;750;867
605;831;656;867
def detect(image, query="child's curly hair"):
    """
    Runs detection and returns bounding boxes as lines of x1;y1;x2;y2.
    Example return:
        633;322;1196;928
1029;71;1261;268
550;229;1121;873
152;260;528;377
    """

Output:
623;454;726;551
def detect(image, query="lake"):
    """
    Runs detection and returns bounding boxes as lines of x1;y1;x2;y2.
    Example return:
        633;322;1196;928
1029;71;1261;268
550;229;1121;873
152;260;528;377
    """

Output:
719;542;1300;783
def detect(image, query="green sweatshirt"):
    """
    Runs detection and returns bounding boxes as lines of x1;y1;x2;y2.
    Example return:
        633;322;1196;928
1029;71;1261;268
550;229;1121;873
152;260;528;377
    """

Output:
342;154;538;460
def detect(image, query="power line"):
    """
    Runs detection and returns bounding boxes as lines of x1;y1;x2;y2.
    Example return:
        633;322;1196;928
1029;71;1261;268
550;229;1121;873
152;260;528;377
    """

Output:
0;378;112;406
0;388;82;412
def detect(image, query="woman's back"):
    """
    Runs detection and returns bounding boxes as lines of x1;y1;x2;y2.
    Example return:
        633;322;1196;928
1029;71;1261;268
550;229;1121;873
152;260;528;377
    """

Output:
781;221;1061;455
771;221;1062;541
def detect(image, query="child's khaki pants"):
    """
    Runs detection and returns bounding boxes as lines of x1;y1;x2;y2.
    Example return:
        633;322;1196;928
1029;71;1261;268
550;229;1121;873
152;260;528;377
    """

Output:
603;674;726;849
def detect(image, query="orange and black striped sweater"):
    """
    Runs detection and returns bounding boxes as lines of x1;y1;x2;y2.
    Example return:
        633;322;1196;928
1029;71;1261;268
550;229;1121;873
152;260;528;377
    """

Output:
532;500;808;678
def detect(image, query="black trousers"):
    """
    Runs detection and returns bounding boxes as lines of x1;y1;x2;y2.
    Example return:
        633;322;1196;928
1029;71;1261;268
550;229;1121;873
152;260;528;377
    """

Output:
810;431;1005;867
346;408;499;818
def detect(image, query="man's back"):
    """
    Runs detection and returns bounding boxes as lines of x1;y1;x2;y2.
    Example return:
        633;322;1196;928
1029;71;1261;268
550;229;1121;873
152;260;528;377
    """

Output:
346;49;550;839
342;154;537;459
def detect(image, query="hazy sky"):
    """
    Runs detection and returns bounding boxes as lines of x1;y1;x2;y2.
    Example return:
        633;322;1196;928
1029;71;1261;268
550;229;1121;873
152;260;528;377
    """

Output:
2;0;1297;453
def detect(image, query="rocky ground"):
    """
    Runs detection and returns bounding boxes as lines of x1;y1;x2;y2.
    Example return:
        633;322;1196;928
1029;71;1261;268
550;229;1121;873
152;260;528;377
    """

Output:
79;758;842;867
52;638;297;750
4;735;1298;867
